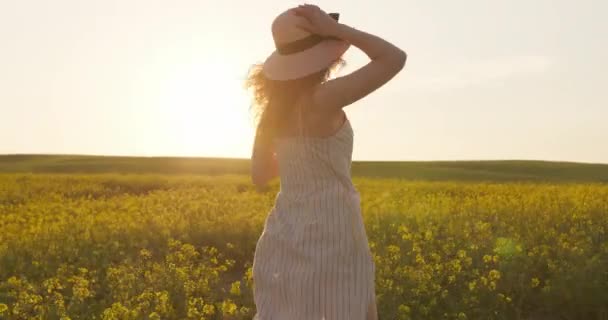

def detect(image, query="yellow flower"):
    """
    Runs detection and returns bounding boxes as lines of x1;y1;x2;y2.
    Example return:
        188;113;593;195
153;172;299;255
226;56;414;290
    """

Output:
415;254;425;264
387;245;401;256
221;300;237;315
203;304;215;315
468;280;477;291
480;276;488;286
398;304;411;314
424;230;433;240
489;269;501;281
139;249;152;260
489;281;497;291
531;277;540;288
230;281;241;296
457;250;467;259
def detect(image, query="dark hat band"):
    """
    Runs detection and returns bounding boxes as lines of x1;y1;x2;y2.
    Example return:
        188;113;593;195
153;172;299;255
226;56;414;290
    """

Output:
276;12;340;55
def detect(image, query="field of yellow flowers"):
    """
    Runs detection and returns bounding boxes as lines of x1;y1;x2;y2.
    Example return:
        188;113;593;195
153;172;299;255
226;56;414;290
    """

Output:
1;174;607;319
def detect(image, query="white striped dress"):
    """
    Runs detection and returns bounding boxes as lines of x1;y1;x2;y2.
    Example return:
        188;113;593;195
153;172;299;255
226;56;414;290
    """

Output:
252;115;377;320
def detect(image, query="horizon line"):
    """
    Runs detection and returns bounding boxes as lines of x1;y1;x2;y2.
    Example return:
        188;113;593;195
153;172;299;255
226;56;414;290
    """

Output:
2;153;607;166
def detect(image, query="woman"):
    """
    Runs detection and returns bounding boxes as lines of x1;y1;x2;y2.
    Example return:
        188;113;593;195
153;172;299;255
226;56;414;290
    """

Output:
246;4;406;320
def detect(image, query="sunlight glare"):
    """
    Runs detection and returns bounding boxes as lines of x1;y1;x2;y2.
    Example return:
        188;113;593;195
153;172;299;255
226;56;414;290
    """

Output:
157;61;252;157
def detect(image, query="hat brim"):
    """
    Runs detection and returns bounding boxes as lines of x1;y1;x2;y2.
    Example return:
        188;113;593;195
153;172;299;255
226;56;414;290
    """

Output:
262;39;350;81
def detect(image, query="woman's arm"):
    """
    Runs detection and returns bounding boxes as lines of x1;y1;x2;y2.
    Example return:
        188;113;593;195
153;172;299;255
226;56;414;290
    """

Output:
251;130;278;188
294;5;407;111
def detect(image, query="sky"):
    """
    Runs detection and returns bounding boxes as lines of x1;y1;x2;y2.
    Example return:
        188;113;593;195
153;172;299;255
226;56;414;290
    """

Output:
1;0;607;163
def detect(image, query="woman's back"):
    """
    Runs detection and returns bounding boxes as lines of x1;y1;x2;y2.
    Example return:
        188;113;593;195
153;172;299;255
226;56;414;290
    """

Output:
274;114;355;197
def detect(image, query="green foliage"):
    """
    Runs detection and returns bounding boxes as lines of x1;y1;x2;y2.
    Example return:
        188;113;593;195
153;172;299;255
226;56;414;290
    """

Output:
0;174;607;319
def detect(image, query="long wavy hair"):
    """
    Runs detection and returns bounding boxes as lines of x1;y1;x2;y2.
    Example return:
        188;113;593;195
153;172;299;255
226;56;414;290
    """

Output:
245;59;345;146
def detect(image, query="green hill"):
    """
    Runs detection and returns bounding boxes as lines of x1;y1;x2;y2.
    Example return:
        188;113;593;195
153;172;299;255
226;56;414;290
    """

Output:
1;154;607;182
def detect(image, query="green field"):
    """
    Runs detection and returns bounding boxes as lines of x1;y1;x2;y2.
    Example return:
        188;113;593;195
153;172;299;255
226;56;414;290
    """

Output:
2;155;608;182
0;156;607;319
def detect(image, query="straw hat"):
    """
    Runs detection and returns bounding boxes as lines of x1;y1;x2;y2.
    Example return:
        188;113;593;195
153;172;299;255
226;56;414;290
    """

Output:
262;8;350;81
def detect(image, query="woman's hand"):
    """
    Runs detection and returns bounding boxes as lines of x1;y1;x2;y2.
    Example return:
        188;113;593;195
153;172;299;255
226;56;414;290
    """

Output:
293;4;340;37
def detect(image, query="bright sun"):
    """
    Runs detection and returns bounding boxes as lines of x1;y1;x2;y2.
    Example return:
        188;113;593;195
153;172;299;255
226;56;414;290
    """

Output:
156;61;253;158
